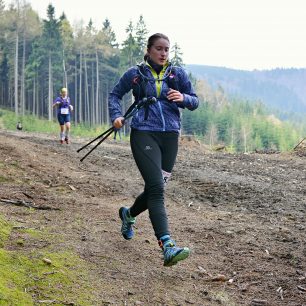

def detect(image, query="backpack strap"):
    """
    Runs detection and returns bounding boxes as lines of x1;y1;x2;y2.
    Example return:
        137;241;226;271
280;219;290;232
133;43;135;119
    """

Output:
133;63;152;120
133;63;149;101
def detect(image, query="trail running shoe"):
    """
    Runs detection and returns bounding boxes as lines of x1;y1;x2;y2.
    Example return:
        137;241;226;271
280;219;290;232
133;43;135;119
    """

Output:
65;137;69;144
60;139;64;144
119;207;136;240
159;236;190;267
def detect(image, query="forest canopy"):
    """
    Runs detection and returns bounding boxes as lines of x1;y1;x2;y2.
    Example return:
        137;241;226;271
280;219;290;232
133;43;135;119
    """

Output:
0;1;305;152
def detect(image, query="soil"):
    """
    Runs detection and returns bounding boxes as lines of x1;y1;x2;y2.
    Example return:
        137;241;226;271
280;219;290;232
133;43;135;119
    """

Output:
0;129;306;306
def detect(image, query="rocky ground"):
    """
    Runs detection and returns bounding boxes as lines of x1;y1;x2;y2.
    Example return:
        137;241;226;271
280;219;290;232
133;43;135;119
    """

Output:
0;129;305;306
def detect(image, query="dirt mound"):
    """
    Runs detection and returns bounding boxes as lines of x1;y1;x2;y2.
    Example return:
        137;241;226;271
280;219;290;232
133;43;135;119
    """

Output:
0;130;306;305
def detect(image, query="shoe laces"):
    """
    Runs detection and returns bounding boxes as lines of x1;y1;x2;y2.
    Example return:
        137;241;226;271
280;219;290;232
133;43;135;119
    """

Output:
158;239;176;250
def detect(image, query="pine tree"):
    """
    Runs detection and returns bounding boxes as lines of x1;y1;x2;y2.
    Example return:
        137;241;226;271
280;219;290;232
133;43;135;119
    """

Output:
135;15;148;63
42;4;63;120
170;42;184;67
102;18;118;48
121;21;138;69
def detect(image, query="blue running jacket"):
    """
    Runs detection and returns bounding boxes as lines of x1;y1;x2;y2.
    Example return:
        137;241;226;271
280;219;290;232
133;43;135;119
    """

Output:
108;63;199;132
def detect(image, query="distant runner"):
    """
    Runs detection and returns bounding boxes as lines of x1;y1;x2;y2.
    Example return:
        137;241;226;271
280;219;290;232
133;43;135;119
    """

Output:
108;33;199;266
53;87;73;144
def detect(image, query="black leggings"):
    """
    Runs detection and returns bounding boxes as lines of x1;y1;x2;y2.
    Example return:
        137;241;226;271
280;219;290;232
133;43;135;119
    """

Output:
129;129;179;239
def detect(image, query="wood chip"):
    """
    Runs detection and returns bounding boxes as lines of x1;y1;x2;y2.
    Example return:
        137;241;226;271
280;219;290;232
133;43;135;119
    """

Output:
297;285;306;292
211;274;228;282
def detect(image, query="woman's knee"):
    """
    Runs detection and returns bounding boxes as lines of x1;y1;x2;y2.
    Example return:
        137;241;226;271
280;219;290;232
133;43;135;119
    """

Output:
147;182;164;197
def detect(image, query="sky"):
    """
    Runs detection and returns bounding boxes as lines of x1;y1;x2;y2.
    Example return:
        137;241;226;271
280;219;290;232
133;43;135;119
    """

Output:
5;0;306;70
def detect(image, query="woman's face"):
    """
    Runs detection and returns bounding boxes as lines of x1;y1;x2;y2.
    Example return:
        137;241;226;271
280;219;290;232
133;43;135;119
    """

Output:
148;38;170;66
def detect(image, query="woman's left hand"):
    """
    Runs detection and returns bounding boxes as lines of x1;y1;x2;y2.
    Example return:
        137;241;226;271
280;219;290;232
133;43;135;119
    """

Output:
167;89;184;103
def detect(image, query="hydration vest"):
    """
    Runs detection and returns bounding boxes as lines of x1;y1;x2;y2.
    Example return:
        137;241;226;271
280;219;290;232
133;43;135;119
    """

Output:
132;63;179;101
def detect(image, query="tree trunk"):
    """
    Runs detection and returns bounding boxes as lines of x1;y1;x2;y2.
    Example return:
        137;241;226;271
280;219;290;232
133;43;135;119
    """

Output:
33;77;36;115
84;56;89;124
91;61;94;125
14;31;19;116
106;80;109;126
21;33;26;116
74;59;78;124
62;49;67;88
95;50;99;125
78;51;82;123
48;53;52;121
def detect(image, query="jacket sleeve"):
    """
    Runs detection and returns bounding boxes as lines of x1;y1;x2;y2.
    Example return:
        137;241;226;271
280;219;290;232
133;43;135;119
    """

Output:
53;97;60;106
177;68;199;111
108;68;134;123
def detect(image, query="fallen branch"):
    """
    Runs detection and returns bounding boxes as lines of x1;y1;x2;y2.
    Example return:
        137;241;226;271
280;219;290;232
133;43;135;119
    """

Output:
251;299;268;305
297;285;306;292
293;136;306;150
0;198;60;210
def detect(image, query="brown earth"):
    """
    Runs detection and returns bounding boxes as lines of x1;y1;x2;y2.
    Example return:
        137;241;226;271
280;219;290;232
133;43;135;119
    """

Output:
0;129;306;306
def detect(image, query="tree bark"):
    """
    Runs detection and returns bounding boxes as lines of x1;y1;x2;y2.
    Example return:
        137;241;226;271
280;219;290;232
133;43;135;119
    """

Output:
95;50;99;125
14;31;19;115
48;53;52;121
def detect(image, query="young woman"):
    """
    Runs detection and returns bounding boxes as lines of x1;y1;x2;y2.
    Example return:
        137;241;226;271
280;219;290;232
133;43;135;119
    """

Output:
53;88;73;144
108;33;199;266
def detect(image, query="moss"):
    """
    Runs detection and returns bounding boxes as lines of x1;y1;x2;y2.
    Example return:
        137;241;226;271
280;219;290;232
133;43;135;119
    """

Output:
0;175;10;183
0;250;34;305
210;290;237;306
0;215;98;305
0;216;11;247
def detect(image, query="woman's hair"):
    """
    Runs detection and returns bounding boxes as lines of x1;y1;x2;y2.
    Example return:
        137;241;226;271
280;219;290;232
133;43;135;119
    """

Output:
144;33;170;61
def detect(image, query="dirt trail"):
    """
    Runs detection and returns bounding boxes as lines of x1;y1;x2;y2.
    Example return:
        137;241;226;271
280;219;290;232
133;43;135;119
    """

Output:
0;130;306;306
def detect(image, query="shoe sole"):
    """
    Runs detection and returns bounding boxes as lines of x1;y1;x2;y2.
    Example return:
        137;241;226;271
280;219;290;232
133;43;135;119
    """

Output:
164;248;190;267
119;207;133;240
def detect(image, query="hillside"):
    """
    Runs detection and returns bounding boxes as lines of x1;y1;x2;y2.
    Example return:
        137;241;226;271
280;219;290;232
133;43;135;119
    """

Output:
187;65;306;114
0;130;306;305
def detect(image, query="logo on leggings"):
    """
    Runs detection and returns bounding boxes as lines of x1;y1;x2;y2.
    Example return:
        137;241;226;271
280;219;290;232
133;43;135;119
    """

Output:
144;145;152;150
162;170;171;185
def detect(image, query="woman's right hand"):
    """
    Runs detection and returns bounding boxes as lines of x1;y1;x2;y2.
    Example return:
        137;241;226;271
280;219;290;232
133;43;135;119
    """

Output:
113;117;125;129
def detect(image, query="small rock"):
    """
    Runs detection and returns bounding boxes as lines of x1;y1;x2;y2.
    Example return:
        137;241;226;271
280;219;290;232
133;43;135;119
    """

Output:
42;258;52;265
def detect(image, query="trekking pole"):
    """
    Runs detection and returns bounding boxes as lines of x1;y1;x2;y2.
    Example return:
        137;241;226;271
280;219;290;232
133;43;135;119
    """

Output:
77;97;155;162
79;127;115;162
77;100;140;154
77;126;114;153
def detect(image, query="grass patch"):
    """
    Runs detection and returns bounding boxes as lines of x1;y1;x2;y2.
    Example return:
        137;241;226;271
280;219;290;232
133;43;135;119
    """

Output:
210;290;237;306
0;109;58;134
0;214;98;305
0;216;12;247
0;108;127;140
